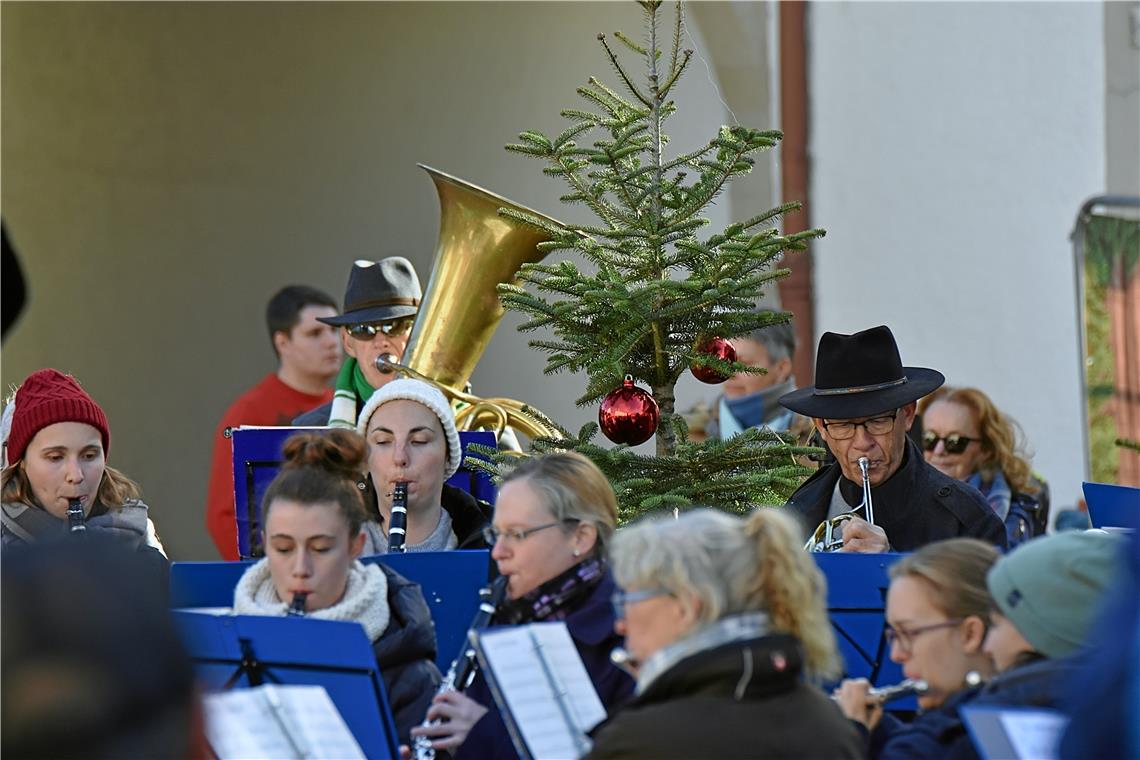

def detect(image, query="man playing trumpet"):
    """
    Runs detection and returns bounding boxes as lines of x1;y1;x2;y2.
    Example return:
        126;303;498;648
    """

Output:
780;326;1006;553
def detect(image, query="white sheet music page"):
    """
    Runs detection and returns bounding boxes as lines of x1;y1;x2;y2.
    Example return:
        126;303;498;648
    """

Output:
204;684;366;760
998;710;1067;760
478;621;607;759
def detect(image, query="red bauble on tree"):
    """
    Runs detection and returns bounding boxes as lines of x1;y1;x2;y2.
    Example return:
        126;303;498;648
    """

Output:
691;337;737;384
599;375;660;445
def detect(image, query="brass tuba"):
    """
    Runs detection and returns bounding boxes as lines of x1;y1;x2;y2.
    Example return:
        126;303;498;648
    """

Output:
380;164;565;442
805;456;875;552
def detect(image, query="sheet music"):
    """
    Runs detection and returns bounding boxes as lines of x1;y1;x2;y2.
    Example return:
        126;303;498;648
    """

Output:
478;622;607;760
204;684;366;759
998;710;1067;760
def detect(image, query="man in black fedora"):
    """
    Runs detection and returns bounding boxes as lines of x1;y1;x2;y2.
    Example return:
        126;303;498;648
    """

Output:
780;325;1006;553
294;257;422;427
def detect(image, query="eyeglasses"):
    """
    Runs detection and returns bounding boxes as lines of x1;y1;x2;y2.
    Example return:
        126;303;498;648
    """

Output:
346;317;415;341
922;431;978;455
482;519;579;546
822;411;899;440
884;619;964;653
611;588;671;620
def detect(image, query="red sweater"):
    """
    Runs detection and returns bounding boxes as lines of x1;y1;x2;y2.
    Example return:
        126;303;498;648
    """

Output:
205;373;332;559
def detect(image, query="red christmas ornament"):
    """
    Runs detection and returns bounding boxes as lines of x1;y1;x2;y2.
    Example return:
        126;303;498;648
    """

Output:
691;337;737;384
599;375;660;445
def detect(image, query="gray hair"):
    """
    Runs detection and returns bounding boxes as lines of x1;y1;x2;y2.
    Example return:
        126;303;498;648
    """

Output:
611;507;840;679
745;308;796;363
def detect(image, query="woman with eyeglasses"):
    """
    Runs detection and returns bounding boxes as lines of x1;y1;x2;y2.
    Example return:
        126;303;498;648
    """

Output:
356;378;491;553
586;507;862;760
834;538;999;758
409;451;633;759
918;387;1048;546
232;428;441;745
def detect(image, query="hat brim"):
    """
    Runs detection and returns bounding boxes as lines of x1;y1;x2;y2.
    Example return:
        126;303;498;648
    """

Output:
318;304;419;326
779;367;944;419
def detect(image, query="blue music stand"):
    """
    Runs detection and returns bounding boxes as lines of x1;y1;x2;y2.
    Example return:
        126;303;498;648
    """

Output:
231;427;497;559
814;552;910;708
173;611;399;759
1082;481;1139;530
171;550;491;672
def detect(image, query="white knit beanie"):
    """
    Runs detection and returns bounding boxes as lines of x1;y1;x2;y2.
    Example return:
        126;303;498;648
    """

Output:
356;378;462;479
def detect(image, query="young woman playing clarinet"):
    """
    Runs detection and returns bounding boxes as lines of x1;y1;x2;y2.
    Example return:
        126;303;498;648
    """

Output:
231;428;441;744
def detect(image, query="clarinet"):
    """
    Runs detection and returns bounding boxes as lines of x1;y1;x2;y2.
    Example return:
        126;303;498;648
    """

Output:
67;498;86;534
288;592;308;616
412;575;510;760
388;482;409;553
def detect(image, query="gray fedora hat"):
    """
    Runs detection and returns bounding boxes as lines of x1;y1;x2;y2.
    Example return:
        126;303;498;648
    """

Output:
779;325;944;419
318;257;422;326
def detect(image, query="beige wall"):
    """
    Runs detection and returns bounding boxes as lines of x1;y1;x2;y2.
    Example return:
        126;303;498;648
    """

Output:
2;2;773;559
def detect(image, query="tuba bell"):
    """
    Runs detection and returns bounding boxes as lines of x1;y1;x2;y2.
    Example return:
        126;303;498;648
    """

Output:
380;164;566;442
805;456;875;552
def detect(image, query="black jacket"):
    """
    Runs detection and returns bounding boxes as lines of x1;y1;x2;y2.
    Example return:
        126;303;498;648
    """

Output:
374;565;443;746
587;633;863;760
292;399;342;427
440;484;491;550
786;439;1008;551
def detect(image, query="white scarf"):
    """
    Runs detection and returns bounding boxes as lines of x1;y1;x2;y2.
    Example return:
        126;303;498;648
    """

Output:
233;558;391;641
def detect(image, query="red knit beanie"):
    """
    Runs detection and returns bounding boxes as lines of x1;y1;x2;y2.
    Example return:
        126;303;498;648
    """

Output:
6;369;111;465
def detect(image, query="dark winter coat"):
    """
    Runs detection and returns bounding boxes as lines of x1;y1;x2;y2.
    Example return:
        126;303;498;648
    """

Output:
374;565;444;746
292;398;342;427
862;657;1076;760
441;484;491;550
456;571;634;760
586;633;864;760
786;439;1008;551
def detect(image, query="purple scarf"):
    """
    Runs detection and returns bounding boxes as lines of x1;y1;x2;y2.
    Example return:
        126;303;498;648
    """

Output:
499;554;605;625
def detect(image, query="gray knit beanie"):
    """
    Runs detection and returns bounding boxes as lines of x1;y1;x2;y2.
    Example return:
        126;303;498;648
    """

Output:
986;530;1121;659
356;378;462;479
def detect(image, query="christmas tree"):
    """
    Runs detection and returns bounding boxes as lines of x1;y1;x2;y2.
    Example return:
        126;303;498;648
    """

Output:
489;1;823;521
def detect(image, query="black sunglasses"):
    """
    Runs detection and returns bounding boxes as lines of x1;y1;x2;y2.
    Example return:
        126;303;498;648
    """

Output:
922;430;978;455
346;317;415;341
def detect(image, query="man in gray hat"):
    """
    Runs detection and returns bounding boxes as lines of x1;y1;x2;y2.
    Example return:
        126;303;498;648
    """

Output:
294;257;422;427
780;325;1006;553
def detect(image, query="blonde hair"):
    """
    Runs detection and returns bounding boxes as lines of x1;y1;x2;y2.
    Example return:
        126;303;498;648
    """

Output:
889;538;999;623
2;464;141;515
502;451;618;551
918;386;1038;495
611;507;840;680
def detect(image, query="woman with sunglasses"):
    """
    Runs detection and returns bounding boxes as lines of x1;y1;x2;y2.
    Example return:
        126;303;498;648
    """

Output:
409;451;632;759
356;378;491;553
232;428;441;745
586;507;861;760
918;387;1048;546
834;538;999;758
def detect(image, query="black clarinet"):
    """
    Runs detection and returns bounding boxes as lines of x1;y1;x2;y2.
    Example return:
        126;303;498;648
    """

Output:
67;498;86;534
412;575;510;760
388;481;409;553
288;592;308;616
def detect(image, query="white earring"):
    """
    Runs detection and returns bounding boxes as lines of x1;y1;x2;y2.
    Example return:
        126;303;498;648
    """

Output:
573;548;581;557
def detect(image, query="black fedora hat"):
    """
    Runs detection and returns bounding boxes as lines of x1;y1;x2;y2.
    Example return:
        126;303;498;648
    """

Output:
779;325;944;419
318;257;422;326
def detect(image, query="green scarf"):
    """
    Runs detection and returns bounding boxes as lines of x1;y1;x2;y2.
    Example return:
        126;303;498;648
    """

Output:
327;358;377;429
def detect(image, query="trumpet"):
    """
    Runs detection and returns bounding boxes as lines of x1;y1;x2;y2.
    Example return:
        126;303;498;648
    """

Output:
805;456;874;552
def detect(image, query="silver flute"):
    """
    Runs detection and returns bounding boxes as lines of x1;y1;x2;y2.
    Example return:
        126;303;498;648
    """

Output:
833;678;928;705
412;575;510;760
